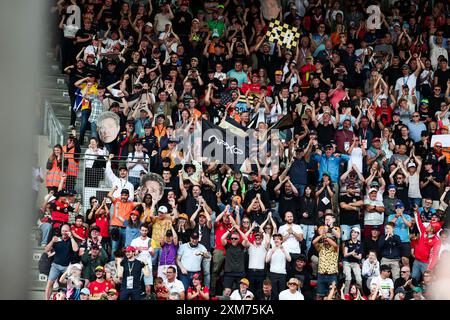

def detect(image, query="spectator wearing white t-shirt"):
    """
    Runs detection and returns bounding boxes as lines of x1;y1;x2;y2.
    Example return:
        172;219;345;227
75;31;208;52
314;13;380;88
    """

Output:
130;223;155;295
164;266;185;300
278;211;304;271
370;265;394;300
243;229;270;299
266;233;292;299
230;278;254;300
126;141;149;188
278;278;304;300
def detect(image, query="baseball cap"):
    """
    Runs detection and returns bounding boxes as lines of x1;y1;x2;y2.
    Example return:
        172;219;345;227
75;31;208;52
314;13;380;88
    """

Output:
369;188;378;193
191;232;200;240
412;287;423;293
80;288;90;295
178;213;189;220
125;246;136;252
145;22;153;28
395;201;405;209
121;189;130;195
158;205;168;214
162;157;171;163
395;287;406;295
240;278;250;286
402;64;410;69
275;70;283;75
388;184;397;190
407;162;417;168
372;137;381;142
94;265;104;272
370;181;380;187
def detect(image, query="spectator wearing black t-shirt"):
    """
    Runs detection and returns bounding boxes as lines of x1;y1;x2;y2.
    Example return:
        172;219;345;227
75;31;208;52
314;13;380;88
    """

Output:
44;224;79;301
221;222;248;297
339;184;363;242
119;246;149;300
420;160;443;207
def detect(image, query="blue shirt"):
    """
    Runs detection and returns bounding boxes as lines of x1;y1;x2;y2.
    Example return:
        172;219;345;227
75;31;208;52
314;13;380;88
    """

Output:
288;157;308;185
387;213;412;243
406;121;427;143
312;153;350;183
226;70;248;87
124;221;142;247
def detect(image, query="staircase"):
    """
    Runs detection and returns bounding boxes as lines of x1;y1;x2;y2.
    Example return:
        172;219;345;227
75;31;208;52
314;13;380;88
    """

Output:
29;53;91;300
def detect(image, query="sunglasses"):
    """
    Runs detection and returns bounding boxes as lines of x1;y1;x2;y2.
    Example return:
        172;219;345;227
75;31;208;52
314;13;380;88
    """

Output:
231;238;239;240
401;271;409;273
288;283;297;286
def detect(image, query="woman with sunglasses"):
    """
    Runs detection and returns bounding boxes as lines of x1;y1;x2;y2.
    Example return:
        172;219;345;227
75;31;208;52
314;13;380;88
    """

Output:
260;212;278;248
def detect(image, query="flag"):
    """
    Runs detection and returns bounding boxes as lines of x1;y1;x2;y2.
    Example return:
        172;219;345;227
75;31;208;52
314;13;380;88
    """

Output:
266;20;301;50
269;112;295;131
201;118;250;165
72;88;83;116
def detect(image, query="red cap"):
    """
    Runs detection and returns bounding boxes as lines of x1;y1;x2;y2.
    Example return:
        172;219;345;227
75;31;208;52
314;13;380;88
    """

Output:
192;273;200;279
125;246;136;252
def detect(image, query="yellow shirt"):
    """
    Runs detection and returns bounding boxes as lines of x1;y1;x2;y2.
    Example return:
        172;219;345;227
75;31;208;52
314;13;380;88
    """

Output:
151;216;172;249
318;243;339;275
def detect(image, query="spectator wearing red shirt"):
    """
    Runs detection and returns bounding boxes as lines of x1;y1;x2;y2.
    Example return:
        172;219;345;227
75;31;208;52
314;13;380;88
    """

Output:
88;266;116;300
71;215;88;244
187;273;210;300
211;205;233;296
412;209;441;281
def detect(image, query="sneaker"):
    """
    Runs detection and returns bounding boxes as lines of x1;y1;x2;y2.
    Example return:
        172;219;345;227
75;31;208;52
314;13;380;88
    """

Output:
53;282;59;290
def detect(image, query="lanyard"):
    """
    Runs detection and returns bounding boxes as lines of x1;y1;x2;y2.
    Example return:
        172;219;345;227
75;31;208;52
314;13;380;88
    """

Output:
128;261;135;274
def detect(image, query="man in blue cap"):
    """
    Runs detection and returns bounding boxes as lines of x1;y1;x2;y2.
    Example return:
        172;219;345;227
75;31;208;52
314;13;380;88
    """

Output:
387;201;413;268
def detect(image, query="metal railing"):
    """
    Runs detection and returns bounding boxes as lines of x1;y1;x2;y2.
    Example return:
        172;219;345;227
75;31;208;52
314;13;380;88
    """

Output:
43;100;64;147
62;153;150;214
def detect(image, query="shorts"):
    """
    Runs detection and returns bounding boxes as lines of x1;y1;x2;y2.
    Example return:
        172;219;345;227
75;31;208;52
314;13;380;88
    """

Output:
48;263;68;281
398;242;411;258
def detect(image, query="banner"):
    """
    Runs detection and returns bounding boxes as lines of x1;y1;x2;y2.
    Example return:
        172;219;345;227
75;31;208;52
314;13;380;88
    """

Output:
202;118;250;165
266;19;301;50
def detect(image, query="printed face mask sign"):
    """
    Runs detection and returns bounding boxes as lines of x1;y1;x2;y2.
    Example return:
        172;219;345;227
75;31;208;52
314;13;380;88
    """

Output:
266;20;301;50
366;5;381;29
97;111;121;144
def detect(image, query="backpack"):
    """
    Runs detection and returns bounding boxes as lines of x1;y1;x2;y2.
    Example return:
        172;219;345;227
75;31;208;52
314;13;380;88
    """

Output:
38;252;53;276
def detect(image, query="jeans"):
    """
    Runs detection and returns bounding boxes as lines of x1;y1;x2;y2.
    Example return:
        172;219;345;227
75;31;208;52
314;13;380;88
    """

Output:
180;271;201;292
151;248;162;268
110;226;126;260
202;256;212;288
412;260;428;281
79;109;91;145
48;263;68;281
269;272;286;299
317;274;337;297
300;224;315;254
341;224;361;242
119;288;142;300
409;198;421;208
39;222;52;246
343;261;362;289
89;121;98;139
247;269;266;299
129;176;141;189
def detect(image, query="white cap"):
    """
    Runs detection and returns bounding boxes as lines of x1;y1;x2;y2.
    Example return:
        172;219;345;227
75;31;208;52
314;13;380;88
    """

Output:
158;205;168;214
369;188;378;194
351;227;361;234
407;162;416;168
145;22;153;28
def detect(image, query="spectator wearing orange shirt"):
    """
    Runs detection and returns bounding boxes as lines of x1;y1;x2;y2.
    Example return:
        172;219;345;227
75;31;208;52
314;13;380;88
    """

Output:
107;186;142;259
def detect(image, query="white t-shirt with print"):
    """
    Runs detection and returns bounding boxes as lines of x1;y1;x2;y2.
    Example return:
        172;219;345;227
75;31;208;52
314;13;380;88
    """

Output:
370;276;394;299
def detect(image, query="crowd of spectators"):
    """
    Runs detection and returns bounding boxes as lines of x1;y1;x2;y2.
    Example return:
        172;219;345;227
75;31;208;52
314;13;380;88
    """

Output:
36;0;450;300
